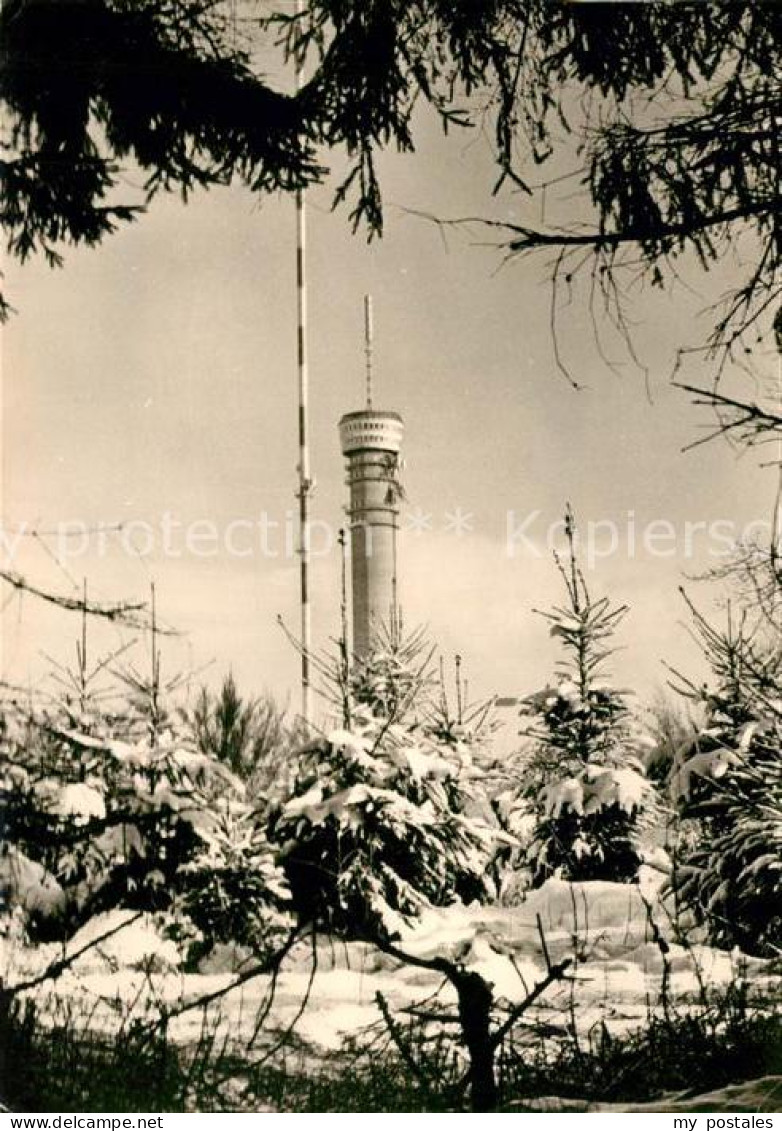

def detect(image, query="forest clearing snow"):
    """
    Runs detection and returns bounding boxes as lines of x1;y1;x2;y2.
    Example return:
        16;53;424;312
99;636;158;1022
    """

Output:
2;873;776;1054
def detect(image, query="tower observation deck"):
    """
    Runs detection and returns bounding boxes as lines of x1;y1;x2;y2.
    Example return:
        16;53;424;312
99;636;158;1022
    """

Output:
338;408;405;658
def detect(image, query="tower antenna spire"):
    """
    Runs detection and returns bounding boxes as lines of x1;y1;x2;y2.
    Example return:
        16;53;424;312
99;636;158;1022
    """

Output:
364;293;374;409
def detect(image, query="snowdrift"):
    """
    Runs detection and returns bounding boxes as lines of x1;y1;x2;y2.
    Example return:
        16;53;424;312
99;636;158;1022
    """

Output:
2;876;777;1061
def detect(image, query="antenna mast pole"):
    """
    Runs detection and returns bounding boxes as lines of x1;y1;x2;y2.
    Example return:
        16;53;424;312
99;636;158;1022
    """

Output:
295;0;311;726
364;293;374;409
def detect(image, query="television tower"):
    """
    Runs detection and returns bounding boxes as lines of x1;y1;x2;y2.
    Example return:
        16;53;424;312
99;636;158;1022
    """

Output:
338;296;405;658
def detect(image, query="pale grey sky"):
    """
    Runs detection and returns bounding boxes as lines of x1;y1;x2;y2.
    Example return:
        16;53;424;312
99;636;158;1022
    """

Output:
2;96;775;724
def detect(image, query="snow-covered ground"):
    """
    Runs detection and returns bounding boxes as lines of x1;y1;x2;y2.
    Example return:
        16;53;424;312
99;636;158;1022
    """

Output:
4;871;776;1064
509;1077;782;1113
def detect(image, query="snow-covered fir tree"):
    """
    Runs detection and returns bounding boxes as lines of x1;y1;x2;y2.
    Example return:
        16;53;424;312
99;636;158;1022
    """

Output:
269;627;507;943
516;510;656;885
670;593;782;956
0;608;291;961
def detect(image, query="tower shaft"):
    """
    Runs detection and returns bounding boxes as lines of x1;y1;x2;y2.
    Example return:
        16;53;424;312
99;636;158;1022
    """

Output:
339;411;404;658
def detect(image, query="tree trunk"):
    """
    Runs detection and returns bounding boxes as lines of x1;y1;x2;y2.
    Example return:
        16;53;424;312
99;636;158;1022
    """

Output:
454;969;497;1112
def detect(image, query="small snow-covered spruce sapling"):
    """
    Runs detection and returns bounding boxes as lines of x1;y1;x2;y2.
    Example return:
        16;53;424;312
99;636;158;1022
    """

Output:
0;593;294;967
518;508;656;885
668;591;782;956
269;624;499;942
270;624;574;1112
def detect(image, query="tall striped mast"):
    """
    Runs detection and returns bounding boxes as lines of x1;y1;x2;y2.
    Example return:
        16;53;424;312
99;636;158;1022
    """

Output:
295;0;311;726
